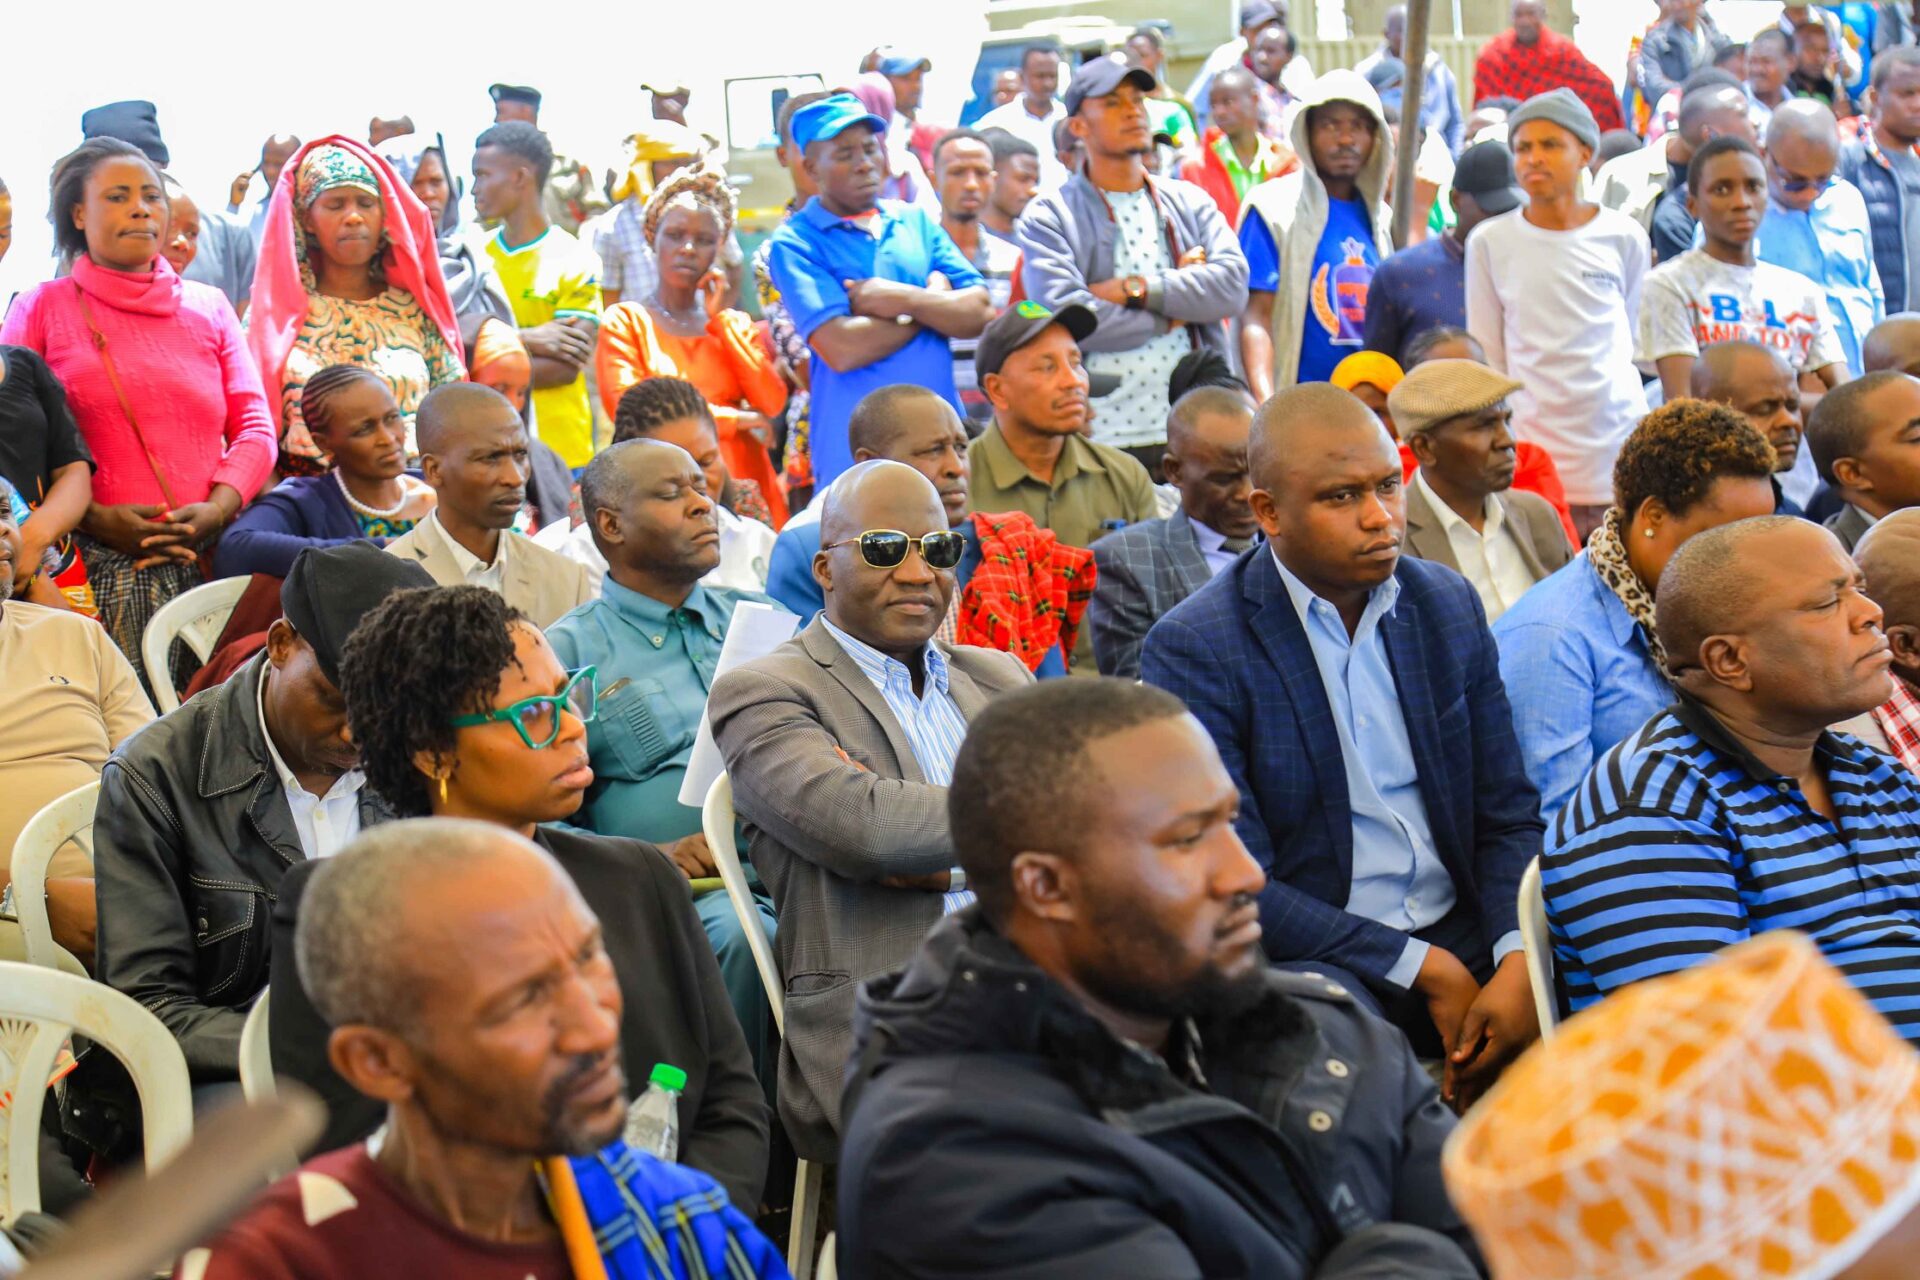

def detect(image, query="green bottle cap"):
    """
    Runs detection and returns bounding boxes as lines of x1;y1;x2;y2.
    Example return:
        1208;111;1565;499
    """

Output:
649;1062;687;1091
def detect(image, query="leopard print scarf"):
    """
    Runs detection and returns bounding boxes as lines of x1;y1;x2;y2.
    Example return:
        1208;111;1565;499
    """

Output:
1586;507;1671;679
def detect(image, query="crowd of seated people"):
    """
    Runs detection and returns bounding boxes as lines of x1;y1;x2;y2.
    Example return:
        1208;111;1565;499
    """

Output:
15;19;1920;1274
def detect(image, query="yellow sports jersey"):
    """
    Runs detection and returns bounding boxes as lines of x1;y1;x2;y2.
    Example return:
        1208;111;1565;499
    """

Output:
486;226;602;467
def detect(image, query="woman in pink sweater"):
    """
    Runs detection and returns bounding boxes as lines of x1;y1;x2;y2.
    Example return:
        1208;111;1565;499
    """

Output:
1;138;276;689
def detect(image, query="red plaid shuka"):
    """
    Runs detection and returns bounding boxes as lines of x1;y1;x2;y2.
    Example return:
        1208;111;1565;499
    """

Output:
956;512;1096;672
1873;679;1920;780
1473;28;1626;132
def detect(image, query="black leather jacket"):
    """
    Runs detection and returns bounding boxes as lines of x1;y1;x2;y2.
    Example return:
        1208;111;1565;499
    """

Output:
92;652;387;1081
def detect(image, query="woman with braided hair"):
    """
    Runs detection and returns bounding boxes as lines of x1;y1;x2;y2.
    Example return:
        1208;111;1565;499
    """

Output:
213;364;436;578
593;162;790;526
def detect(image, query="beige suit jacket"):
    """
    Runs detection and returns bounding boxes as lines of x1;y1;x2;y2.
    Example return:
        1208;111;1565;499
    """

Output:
385;516;593;629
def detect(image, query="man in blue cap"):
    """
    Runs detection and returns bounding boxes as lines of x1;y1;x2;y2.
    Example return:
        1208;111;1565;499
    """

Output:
880;52;945;174
765;94;994;491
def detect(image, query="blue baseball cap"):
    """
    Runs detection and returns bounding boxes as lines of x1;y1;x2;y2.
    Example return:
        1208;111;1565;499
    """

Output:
878;54;931;78
791;93;890;152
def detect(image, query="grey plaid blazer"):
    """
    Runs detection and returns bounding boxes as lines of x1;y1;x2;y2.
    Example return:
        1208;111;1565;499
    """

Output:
707;617;1031;1161
1089;515;1219;679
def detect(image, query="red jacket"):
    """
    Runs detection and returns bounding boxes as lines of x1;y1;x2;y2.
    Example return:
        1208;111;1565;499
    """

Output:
1179;127;1297;228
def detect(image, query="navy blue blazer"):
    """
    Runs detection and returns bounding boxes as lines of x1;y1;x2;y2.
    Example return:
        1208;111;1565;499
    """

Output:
1140;547;1543;986
212;474;371;580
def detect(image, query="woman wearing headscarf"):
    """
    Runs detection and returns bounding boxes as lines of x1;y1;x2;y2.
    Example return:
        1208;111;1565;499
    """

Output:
0;138;275;688
378;132;513;326
851;72;937;207
595;119;707;307
593;163;789;526
248;135;465;477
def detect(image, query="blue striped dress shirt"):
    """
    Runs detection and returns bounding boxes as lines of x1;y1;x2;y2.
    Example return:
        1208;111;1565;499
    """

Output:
820;617;974;913
1544;697;1920;1043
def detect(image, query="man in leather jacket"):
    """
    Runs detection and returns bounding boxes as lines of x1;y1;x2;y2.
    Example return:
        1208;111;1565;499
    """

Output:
837;677;1485;1278
93;544;431;1083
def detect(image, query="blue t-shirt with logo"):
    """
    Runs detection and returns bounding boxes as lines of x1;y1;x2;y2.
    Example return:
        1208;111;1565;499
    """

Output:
1298;197;1379;384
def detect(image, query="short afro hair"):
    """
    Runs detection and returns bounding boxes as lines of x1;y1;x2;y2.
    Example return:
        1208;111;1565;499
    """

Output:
1405;325;1485;367
339;585;526;817
1612;398;1776;520
1686;134;1761;194
950;678;1190;925
474;120;554;188
1807;370;1911;486
613;376;715;444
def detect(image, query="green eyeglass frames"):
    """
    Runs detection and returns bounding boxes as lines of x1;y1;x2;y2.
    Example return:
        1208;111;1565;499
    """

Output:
449;666;599;749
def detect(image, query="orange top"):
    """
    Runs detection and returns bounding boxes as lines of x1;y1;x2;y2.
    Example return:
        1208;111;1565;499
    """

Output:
595;303;790;525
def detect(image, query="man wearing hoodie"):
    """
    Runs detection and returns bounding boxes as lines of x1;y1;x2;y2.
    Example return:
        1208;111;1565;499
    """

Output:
838;678;1482;1279
1238;71;1397;402
1467;89;1649;539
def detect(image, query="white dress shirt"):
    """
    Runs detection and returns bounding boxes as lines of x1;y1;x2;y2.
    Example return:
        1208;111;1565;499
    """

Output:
425;511;508;593
537;504;776;599
256;666;363;861
1413;469;1537;623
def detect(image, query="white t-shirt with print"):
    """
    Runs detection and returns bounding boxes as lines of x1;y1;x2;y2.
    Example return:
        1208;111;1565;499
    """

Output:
1084;187;1191;451
1635;248;1847;375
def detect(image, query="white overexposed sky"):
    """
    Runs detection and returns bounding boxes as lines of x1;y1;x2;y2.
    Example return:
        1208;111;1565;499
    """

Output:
0;0;991;300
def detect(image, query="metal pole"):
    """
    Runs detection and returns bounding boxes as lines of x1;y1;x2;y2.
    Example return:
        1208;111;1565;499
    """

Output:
1391;0;1434;249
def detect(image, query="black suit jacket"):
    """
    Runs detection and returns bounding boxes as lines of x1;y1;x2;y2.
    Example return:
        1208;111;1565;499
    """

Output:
269;824;770;1209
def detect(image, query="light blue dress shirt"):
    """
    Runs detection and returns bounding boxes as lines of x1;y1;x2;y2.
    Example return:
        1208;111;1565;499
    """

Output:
1754;182;1884;376
1272;551;1454;987
1491;551;1672;828
820;616;975;913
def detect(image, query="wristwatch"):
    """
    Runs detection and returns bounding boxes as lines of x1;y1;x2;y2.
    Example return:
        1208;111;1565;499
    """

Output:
1122;275;1149;310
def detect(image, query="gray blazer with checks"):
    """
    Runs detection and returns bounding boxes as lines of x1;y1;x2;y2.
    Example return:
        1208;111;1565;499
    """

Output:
707;617;1031;1161
1089;514;1220;679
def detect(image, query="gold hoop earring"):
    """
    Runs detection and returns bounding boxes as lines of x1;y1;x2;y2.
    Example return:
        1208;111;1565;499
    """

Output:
439;773;449;804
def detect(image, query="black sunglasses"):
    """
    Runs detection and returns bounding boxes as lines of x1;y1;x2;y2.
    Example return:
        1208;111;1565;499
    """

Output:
823;528;966;570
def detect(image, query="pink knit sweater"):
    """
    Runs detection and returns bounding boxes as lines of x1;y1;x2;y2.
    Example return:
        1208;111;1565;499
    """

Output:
0;256;276;508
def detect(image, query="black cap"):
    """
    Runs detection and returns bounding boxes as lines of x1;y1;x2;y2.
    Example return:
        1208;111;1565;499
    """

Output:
281;543;436;687
1452;140;1525;215
975;300;1097;380
488;83;542;109
1064;53;1158;116
81;101;168;168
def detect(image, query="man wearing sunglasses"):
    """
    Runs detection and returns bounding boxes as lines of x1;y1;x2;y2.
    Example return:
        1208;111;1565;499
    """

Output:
1757;99;1884;378
546;438;786;1082
92;543;433;1098
709;459;1032;1163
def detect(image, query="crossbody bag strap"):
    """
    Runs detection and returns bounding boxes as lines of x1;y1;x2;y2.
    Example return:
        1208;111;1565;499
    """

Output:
73;281;182;513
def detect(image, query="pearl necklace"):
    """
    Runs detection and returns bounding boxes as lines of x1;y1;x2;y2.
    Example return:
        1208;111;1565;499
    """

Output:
334;468;410;520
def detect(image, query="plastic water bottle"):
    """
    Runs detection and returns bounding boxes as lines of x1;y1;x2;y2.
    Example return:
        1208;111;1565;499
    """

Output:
623;1062;685;1160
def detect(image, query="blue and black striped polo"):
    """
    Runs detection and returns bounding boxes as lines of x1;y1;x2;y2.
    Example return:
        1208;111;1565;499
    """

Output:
1542;696;1920;1043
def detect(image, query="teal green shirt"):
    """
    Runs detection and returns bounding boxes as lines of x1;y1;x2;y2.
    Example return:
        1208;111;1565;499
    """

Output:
546;579;783;843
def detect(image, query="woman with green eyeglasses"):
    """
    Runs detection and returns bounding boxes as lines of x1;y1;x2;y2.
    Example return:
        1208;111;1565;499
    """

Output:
267;583;770;1207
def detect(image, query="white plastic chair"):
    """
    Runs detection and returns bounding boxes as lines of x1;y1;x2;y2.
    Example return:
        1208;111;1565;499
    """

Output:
238;990;274;1103
0;961;192;1224
818;1233;837;1280
141;576;250;714
703;773;823;1280
8;781;99;973
1518;857;1560;1041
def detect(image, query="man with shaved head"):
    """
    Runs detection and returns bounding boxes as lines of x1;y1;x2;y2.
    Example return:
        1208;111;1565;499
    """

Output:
1091;385;1258;678
1691;339;1810;513
1840;509;1920;778
709;460;1031;1160
188;820;783;1278
546;439;786;1079
1542;515;1920;1045
386;383;591;626
1758;99;1884;377
1806;370;1920;549
1865;312;1920;376
1141;382;1545;1109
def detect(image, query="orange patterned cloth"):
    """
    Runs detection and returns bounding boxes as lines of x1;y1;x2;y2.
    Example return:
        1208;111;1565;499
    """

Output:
1444;931;1920;1280
956;512;1095;672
